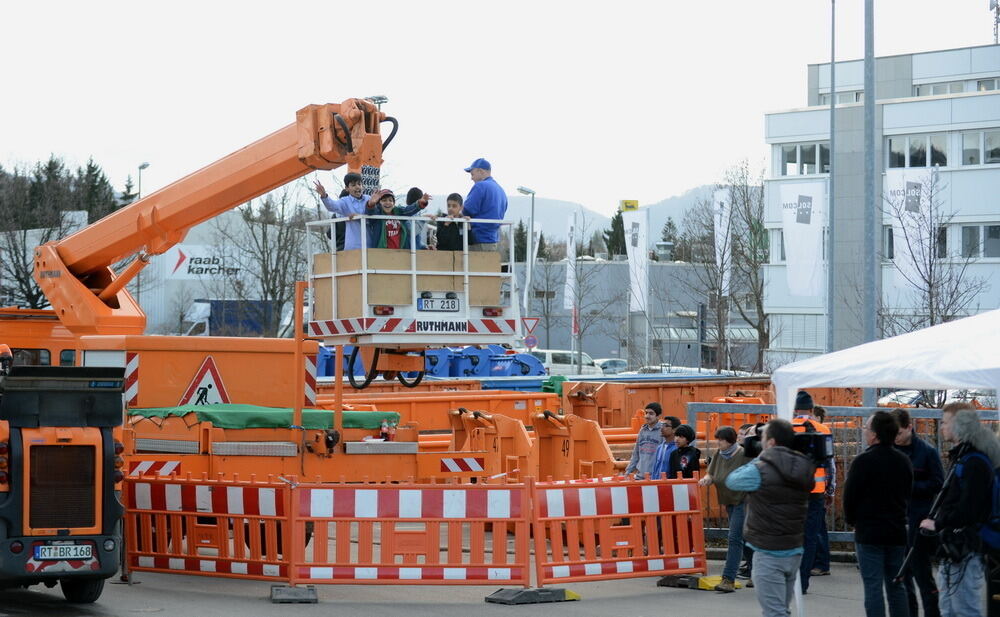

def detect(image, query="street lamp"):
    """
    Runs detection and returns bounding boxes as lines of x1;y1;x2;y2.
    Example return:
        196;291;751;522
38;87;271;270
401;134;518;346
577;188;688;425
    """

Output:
365;95;388;110
137;162;150;200
517;186;536;316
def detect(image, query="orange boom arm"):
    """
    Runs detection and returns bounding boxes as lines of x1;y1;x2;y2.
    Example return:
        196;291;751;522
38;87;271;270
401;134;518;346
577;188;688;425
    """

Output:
34;99;391;335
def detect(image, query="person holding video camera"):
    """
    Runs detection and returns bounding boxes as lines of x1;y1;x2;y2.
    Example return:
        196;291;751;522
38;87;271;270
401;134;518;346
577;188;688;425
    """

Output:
792;390;835;594
726;418;816;617
919;402;1000;617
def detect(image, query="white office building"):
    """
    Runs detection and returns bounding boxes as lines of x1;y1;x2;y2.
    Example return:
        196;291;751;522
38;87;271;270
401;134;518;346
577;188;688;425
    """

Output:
763;43;1000;367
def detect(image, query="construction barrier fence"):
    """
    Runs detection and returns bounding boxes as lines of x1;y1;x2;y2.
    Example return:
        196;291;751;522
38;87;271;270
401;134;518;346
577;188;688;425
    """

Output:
124;474;705;590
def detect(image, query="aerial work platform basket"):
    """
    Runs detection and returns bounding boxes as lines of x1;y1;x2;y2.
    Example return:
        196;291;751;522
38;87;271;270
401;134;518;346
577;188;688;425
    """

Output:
306;214;522;348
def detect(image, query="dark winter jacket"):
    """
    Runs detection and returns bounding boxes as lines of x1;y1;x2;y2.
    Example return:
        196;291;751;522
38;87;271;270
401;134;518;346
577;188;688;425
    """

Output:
843;442;913;545
729;445;816;551
895;435;944;522
935;410;1000;542
668;445;702;479
435;220;464;251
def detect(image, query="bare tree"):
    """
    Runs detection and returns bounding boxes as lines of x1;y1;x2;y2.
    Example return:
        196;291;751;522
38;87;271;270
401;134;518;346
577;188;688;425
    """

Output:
565;219;617;371
724;161;770;371
206;186;314;337
530;260;567;349
881;169;989;336
680;197;732;372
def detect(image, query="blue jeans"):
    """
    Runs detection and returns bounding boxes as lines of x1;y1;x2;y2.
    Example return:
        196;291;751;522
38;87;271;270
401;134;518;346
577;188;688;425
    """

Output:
723;502;746;581
856;543;910;617
800;494;825;592
936;554;985;617
813;516;830;571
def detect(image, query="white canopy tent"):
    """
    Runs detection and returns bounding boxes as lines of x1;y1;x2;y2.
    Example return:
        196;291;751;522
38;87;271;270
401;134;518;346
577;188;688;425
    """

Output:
772;308;1000;419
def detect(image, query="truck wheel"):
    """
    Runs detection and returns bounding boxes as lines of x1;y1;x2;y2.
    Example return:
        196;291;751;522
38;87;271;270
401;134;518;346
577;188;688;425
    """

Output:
60;577;105;603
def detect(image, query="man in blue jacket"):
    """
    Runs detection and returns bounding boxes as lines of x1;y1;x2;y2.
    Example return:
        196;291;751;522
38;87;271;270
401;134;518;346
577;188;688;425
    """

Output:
462;158;508;251
892;408;944;617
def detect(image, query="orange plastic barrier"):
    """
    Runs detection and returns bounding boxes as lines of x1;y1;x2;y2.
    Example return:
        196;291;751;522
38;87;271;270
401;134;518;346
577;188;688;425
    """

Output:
125;474;707;591
317;391;557;432
562;380;861;428
124;474;291;581
290;481;532;586
532;476;706;585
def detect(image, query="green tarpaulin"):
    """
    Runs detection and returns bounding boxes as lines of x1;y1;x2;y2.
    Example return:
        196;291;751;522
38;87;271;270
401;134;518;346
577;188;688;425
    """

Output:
128;404;400;430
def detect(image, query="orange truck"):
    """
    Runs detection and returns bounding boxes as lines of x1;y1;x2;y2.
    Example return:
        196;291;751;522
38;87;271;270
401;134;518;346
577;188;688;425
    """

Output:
0;364;127;603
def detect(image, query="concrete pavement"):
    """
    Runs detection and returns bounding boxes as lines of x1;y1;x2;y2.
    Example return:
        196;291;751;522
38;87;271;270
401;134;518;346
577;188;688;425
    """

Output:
0;561;865;617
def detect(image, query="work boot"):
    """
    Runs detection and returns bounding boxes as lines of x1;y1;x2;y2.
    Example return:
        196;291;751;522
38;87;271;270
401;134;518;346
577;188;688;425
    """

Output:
714;577;736;593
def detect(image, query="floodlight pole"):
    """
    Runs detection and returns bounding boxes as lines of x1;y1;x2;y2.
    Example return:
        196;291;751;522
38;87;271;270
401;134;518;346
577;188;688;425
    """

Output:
827;0;836;353
862;0;877;407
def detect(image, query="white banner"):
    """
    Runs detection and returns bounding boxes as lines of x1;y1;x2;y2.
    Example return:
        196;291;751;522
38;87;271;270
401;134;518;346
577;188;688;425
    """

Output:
713;189;732;295
622;208;649;313
886;169;930;288
162;245;241;280
563;212;577;310
779;182;826;297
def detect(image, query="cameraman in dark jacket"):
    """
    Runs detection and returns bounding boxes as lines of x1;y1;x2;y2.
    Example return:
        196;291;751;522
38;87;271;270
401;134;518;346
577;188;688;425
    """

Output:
727;418;815;617
892;408;944;617
844;410;913;617
920;403;1000;617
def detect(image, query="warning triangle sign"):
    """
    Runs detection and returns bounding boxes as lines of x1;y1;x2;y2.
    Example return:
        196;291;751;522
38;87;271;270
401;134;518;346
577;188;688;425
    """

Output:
178;356;232;406
521;317;540;334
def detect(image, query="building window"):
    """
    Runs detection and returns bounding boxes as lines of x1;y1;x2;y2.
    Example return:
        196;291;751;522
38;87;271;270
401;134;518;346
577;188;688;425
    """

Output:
963;132;982;165
770;229;786;262
801;144;817;174
987;131;1000;164
962;226;981;258
888;137;906;168
913;81;965;97
782;145;798;176
883;226;894;260
986;226;1000;258
961;130;1000;165
937;227;948;259
910;137;927;167
977;78;998;92
888;134;947;168
779;142;831;176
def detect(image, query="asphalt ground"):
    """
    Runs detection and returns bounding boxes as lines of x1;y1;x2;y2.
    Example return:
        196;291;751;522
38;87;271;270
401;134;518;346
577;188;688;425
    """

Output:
0;560;866;617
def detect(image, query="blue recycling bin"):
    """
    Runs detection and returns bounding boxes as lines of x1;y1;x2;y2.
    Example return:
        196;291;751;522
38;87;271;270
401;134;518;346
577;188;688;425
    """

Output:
423;349;455;377
452;346;493;377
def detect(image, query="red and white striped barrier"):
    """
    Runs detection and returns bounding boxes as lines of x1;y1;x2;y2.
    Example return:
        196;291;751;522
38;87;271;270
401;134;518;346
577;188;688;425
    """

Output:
133;556;286;579
295;566;523;582
304;354;317;406
298;486;521;519
439;457;484;473
128;460;181;477
536;482;696;518
308;318;516;337
128;482;285;517
124;351;139;407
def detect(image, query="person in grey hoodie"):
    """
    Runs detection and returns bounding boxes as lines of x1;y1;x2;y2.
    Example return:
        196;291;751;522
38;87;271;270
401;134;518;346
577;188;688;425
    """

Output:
625;402;664;479
727;418;816;617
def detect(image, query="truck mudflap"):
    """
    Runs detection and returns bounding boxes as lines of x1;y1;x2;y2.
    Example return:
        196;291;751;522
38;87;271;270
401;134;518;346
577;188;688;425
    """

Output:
0;535;120;582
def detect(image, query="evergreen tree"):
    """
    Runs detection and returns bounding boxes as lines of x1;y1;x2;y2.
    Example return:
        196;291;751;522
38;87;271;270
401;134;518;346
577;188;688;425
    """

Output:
513;219;527;262
536;231;548;261
661;217;678;243
74;158;118;222
603;210;626;257
119;174;138;206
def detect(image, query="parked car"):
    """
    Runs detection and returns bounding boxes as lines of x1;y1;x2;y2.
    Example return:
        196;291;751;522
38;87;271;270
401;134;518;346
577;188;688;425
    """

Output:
528;349;603;376
594;358;628;375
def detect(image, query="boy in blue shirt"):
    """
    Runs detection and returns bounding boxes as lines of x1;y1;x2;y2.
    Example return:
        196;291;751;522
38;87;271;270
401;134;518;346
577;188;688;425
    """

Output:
650;416;681;479
314;172;376;250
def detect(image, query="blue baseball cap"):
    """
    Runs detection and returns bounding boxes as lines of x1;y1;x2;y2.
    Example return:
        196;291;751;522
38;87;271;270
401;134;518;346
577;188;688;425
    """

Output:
464;158;491;172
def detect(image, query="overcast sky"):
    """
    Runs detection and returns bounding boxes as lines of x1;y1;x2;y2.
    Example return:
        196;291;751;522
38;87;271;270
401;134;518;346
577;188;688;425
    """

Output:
1;1;995;217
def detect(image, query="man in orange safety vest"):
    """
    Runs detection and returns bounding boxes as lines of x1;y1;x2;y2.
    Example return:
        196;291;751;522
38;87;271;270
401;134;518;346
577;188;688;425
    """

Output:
792;390;834;595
